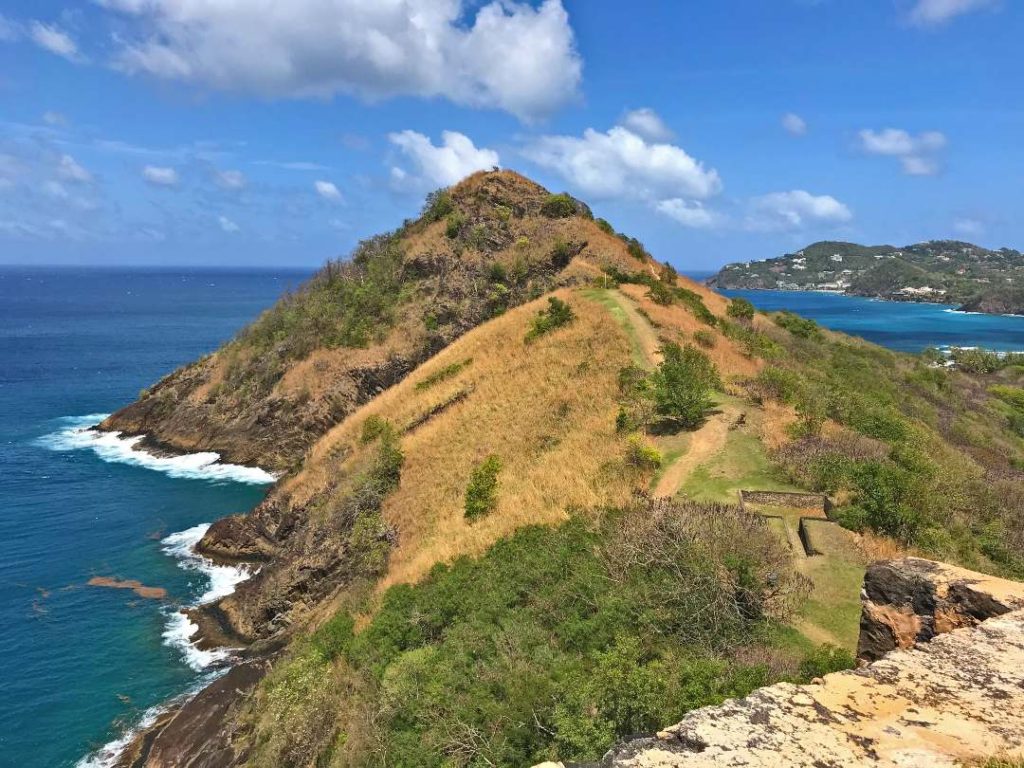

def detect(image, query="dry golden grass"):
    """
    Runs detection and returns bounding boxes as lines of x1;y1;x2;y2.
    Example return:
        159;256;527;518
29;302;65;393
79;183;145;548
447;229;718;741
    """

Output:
617;283;762;380
280;288;639;592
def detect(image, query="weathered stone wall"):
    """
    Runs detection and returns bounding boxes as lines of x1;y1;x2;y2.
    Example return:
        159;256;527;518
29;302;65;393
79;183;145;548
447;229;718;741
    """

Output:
535;558;1024;768
738;490;832;516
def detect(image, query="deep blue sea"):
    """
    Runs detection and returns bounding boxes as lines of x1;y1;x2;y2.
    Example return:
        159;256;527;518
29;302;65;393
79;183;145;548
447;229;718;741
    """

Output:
5;267;1024;767
0;267;308;767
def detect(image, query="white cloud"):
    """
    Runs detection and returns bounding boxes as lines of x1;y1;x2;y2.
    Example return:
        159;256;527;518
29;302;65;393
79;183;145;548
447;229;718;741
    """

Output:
782;112;807;137
621;108;673;142
218;215;240;233
654;199;720;229
44;181;69;200
746;190;852;231
314;180;343;202
524;125;722;202
57;154;92;183
29;22;79;61
909;0;998;25
142;165;179;186
0;15;19;43
97;0;581;121
953;217;985;236
43;111;68;126
215;169;246;190
858;128;947;176
389;130;499;189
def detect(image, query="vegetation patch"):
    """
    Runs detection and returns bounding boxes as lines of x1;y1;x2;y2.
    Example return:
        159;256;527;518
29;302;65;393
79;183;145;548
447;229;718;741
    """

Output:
464;454;502;521
541;193;581;219
525;296;576;342
414;358;473;391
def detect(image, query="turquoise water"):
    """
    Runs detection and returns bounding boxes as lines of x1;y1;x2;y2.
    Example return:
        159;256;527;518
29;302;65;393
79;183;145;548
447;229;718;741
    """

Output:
0;267;307;767
7;268;1024;767
694;279;1024;353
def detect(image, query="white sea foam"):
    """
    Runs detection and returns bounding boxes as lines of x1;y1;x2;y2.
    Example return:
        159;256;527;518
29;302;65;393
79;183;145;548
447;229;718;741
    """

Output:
160;523;254;671
76;523;255;767
37;414;276;485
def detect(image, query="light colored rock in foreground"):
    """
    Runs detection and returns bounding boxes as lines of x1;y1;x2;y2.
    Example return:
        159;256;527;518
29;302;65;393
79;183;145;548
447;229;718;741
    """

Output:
540;559;1024;768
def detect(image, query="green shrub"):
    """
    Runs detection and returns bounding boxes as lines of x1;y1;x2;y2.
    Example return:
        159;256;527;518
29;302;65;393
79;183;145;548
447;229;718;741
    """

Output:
541;193;579;218
494;204;512;223
310;612;355;661
465;454;502;521
649;343;721;430
751;366;804;404
467;223;489;249
360;414;390;444
551;237;574;268
515;235;530;249
774;311;823;340
693;329;716;349
798;644;855;679
421;188;454;222
445;212;465;238
595;217;614;234
415;358;473;391
625;434;662;470
727;297;756;321
525;296;576;342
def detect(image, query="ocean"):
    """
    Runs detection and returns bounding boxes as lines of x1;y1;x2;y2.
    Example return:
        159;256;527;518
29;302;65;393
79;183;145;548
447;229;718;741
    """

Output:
4;266;1024;767
0;267;308;767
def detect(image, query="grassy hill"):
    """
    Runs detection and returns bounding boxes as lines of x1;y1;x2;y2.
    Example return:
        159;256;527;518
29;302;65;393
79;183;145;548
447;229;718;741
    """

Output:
710;239;1024;313
100;171;653;472
109;174;1024;768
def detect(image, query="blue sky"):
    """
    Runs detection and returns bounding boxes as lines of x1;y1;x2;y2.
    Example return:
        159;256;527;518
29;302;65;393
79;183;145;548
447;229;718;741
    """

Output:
0;0;1021;269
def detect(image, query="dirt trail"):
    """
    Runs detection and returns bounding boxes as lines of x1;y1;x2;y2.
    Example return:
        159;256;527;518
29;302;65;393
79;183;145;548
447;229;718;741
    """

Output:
603;289;662;366
653;403;741;498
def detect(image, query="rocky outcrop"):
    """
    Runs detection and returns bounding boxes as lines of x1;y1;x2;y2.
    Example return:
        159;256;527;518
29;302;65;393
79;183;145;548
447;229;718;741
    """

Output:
539;559;1024;768
857;557;1024;661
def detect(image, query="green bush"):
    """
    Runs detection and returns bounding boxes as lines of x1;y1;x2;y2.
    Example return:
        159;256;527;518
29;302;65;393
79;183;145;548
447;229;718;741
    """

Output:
422;188;454;222
649;343;721;430
541;193;579;219
310;612;355;661
445;212;465;238
464;454;502;521
360;414;390;444
525;296;576;342
750;366;804;404
551;237;574;268
798;644;855;679
595;217;614;234
727;297;756;321
774;311;823;340
625;434;662;470
693;329;716;349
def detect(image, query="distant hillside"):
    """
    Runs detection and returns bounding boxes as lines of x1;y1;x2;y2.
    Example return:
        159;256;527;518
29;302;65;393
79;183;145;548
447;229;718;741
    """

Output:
709;240;1024;315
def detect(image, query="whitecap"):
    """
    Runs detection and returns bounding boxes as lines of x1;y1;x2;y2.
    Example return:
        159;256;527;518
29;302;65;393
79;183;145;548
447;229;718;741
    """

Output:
160;523;254;671
37;414;277;485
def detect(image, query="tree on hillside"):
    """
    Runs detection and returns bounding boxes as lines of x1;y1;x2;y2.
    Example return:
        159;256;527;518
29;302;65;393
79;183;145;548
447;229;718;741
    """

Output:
649;343;720;430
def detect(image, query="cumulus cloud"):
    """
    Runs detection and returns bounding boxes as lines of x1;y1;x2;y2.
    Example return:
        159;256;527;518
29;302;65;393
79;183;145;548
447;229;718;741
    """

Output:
782;113;807;136
57;154;92;183
746;190;852;231
524;125;721;202
654;199;720;229
909;0;998;25
215;169;246;190
314;180;343;202
858;128;947;176
389;130;499;189
96;0;581;121
142;165;179;186
218;215;240;233
621;108;673;142
29;22;79;61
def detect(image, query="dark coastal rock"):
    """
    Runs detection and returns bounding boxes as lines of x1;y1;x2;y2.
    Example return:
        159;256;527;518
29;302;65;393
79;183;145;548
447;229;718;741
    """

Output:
114;658;273;768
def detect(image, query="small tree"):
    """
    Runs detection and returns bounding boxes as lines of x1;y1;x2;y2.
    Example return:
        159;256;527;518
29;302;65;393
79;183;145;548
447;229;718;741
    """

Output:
649;343;720;430
727;297;755;321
